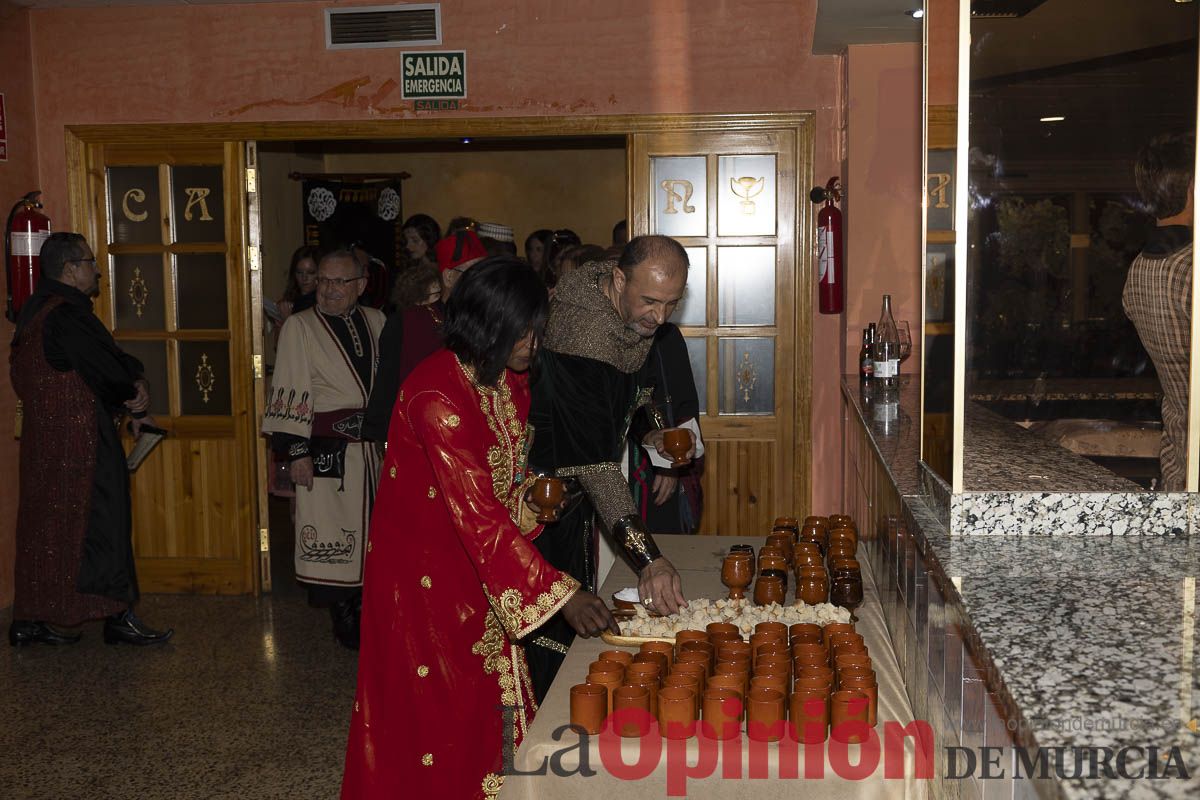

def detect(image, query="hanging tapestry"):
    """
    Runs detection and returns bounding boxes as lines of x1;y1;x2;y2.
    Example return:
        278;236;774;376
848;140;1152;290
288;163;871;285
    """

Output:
302;178;405;310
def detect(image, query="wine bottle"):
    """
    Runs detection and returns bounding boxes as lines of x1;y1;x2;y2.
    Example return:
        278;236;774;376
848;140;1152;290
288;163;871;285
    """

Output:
859;324;875;382
873;295;900;388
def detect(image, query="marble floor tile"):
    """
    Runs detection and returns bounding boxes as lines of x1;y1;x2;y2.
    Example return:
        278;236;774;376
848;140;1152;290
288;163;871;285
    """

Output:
0;589;357;800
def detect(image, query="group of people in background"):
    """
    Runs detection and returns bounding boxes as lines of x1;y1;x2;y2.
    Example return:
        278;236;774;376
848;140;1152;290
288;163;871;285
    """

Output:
263;214;704;799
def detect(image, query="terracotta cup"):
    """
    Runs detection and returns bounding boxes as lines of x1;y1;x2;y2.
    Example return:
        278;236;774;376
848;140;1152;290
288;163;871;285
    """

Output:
790;689;830;743
729;544;757;576
766;533;794;562
657;687;697;739
662;427;692;465
828;631;864;649
792;642;829;663
789;623;823;644
721;554;753;601
634;651;669;676
529;476;565;523
828;514;854;528
676;649;712;677
829;526;859;549
714;661;751;696
612;685;652;737
758;555;789;574
586;672;622;714
833;642;869;662
795;674;833;696
797;571;829;606
626;661;663;688
797;665;836;688
754;620;789;639
675;630;709;648
674;662;708;693
589;660;625;680
835;653;873;677
838;674;878;726
570;683;608;735
706;622;740;640
830;689;870;743
826;546;857;565
751;674;789;697
640;641;675;671
753;575;782;606
717;641;752;662
803;515;830;529
823;622;857;645
624;678;659;718
701;688;742;740
709;633;742;650
759;546;785;561
681;639;716;664
706;673;746;710
755;655;792;677
746;687;787;742
774;516;800;532
599;649;634;667
793;549;824;570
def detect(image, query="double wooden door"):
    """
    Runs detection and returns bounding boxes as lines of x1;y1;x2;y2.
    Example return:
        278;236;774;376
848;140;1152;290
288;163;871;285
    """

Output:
630;129;807;535
80;141;261;593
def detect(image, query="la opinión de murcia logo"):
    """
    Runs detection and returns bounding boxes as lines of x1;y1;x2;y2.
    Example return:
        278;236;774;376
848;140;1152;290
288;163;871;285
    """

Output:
497;705;1192;796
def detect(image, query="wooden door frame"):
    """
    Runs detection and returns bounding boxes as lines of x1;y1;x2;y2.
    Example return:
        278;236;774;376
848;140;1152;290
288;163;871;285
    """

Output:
64;111;815;587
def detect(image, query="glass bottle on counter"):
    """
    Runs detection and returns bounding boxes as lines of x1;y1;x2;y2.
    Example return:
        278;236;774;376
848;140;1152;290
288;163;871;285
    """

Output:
859;323;875;383
872;295;900;388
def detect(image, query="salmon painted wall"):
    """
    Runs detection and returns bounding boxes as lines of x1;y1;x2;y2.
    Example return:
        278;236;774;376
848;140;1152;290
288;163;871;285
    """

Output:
0;3;38;609
0;0;930;604
844;44;922;377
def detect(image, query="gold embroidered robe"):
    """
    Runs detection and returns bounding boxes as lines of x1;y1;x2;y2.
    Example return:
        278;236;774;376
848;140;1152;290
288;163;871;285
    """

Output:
341;348;579;800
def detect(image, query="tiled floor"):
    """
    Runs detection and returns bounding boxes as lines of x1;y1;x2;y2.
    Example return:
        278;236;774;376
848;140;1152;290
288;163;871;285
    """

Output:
0;502;357;800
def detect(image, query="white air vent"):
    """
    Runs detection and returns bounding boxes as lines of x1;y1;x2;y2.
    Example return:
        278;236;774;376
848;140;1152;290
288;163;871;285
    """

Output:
325;4;442;50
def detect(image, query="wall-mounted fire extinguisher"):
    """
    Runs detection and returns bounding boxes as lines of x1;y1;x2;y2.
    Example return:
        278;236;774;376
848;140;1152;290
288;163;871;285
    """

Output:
810;177;844;315
6;191;51;322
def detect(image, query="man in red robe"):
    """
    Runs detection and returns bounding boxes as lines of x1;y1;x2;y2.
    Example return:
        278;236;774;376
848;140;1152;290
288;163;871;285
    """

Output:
8;232;172;646
342;257;616;800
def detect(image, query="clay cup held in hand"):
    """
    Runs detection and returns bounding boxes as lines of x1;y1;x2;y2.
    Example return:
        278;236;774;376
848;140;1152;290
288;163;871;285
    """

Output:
530;476;565;523
662;428;692;466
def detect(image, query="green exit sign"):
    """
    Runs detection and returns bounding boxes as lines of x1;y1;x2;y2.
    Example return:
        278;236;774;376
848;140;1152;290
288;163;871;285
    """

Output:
401;51;467;100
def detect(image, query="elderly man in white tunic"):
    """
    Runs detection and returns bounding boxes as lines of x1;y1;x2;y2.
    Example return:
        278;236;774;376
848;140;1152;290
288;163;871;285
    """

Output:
263;248;385;649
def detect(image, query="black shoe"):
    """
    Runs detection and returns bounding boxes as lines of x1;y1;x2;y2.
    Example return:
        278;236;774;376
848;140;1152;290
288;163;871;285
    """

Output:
103;610;173;646
330;597;360;650
8;619;82;646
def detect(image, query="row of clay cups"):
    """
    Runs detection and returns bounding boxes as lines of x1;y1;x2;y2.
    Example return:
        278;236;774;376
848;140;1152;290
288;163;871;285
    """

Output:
572;682;873;743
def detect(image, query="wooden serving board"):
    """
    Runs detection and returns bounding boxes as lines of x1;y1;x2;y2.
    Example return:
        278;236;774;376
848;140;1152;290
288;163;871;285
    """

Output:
601;631;676;647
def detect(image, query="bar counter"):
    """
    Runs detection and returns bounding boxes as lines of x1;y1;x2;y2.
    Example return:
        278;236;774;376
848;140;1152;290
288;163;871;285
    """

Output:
842;377;1200;800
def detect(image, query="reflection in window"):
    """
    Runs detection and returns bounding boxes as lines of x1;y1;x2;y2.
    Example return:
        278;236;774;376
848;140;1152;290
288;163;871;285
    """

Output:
674;247;708;327
115;340;169;417
718;247;776;326
684;337;708;414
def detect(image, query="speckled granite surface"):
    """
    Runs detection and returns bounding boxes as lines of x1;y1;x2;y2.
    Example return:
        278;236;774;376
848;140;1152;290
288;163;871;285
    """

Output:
841;376;925;498
961;404;1140;493
892;499;1200;800
841;377;1191;536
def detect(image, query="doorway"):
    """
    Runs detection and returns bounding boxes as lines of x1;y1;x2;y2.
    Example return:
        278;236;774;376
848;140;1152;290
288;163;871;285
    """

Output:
66;113;815;594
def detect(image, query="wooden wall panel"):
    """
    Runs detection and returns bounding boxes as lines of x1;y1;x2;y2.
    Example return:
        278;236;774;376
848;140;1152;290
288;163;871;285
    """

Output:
698;440;777;537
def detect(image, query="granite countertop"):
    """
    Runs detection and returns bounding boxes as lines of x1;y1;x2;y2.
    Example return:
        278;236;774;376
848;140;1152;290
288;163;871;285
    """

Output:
909;500;1200;799
841;375;923;496
840;376;1141;495
962;404;1141;493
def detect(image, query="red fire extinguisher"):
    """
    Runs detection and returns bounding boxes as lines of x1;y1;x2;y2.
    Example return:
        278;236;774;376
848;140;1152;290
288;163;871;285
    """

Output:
6;191;51;322
812;177;844;315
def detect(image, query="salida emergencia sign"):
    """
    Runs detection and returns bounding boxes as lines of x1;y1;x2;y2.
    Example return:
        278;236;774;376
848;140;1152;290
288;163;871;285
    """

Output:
401;51;467;100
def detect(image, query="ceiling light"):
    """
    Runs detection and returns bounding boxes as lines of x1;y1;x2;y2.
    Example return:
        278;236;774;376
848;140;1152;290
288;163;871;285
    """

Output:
1039;115;1065;122
461;138;472;144
905;8;925;17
